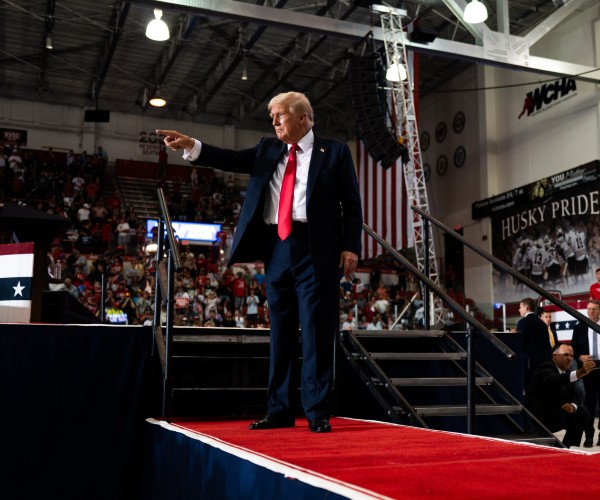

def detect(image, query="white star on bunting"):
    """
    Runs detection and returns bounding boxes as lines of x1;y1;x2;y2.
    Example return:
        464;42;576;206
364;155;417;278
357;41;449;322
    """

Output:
13;281;25;297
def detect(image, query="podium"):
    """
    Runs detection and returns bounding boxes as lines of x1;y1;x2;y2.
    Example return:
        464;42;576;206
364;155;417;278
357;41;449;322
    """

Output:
0;203;69;322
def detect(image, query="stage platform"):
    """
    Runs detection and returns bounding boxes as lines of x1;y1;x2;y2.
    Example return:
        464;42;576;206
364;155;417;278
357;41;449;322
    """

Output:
3;323;600;499
144;416;600;500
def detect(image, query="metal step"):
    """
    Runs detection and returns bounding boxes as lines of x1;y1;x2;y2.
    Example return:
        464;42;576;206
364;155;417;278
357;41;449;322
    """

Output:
173;355;269;361
173;387;267;392
392;376;494;387
173;333;270;343
370;352;467;361
352;330;445;339
495;434;560;446
409;404;523;417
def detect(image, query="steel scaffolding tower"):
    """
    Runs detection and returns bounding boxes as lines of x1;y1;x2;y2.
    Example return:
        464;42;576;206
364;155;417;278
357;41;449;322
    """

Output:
377;6;443;323
373;6;444;327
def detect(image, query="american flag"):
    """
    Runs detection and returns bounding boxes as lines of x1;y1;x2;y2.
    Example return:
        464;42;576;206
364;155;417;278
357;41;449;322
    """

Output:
356;140;412;259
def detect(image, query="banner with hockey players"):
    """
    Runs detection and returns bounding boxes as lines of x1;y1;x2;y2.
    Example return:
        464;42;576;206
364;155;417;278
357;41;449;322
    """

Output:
480;161;600;303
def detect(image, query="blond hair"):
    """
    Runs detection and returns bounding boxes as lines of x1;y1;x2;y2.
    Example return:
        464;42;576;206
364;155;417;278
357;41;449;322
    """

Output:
268;91;314;127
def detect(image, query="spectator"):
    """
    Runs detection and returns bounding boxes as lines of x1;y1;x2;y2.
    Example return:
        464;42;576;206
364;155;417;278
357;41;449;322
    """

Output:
116;216;130;248
234;309;246;328
204;309;222;327
232;271;247;311
62;278;79;299
222;310;236;327
245;289;260;326
525;343;596;448
342;312;357;331
590;268;600;301
77;203;91;224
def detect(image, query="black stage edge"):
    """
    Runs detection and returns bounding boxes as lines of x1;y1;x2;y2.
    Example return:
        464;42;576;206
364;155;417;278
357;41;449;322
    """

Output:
41;291;103;324
143;419;348;500
0;324;157;500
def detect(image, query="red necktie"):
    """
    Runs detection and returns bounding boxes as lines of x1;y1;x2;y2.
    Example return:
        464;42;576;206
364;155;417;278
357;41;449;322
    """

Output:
277;143;298;240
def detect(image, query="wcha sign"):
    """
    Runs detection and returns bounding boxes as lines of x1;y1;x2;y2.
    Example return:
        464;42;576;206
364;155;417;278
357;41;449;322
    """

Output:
517;77;577;119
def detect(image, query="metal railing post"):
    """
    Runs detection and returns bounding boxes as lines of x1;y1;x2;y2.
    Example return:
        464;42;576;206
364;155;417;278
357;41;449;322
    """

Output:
466;324;476;434
162;249;176;422
100;271;106;323
423;218;430;330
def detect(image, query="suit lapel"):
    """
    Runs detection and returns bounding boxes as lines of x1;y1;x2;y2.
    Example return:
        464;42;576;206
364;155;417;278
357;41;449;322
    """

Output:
307;133;326;203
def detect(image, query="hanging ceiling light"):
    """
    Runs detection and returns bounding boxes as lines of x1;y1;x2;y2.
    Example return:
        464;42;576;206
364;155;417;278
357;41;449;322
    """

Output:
463;0;488;24
149;87;167;107
241;66;248;81
146;9;170;41
386;61;407;83
45;36;53;50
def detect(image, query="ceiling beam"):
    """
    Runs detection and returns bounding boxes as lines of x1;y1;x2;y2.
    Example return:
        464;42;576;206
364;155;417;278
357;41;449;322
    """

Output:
523;0;588;47
88;1;131;107
440;0;485;44
128;0;600;83
229;1;348;122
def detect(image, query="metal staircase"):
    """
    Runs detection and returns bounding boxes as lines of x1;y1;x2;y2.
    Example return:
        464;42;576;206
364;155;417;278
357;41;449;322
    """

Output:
337;329;562;447
168;329;272;416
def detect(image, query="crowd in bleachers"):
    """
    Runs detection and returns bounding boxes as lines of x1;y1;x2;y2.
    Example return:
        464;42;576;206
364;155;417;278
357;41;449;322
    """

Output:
1;143;438;330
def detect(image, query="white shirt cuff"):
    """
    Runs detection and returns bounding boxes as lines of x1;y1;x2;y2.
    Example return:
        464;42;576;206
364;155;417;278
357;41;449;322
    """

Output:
183;138;202;161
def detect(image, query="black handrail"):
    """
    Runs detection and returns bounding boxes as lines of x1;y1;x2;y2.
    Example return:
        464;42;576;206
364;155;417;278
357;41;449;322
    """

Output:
153;187;183;422
157;188;182;273
411;205;600;334
362;223;515;359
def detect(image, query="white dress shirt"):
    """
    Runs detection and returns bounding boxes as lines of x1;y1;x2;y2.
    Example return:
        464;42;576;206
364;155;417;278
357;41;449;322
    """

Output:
263;129;313;225
183;130;314;225
588;321;600;359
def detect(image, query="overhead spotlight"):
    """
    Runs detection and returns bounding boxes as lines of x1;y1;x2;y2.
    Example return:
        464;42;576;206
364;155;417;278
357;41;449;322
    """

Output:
146;9;170;41
241;66;248;81
45;36;53;50
149;88;167;107
386;61;407;83
463;0;488;24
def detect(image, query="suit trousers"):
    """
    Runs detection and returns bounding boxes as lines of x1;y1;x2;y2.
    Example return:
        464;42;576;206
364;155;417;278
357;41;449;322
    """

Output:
264;223;339;422
582;371;600;439
561;405;590;448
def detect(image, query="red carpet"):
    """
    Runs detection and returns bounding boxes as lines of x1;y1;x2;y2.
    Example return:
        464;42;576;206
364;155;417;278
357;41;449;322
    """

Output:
167;416;600;499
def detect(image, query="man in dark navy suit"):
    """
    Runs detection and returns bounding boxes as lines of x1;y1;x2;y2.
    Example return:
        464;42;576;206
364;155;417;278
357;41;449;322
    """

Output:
572;299;600;447
525;343;596;448
517;297;553;387
158;91;363;433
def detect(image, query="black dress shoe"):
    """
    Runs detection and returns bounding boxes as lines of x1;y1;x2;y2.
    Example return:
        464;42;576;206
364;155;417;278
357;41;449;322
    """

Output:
583;438;593;448
249;415;295;430
308;417;331;433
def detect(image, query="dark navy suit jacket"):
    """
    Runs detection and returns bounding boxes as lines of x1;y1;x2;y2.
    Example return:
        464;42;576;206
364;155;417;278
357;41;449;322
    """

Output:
524;360;580;432
192;134;363;280
517;312;553;372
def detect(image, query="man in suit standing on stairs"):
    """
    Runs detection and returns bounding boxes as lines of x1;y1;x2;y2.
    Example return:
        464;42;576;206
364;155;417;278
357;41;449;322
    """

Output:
525;343;596;448
158;91;363;433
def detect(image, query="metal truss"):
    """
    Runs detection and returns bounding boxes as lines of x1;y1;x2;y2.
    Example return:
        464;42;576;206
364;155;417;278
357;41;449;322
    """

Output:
378;7;444;324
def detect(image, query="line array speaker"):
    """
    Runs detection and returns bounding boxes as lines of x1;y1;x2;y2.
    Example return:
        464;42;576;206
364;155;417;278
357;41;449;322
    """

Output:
350;54;404;169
